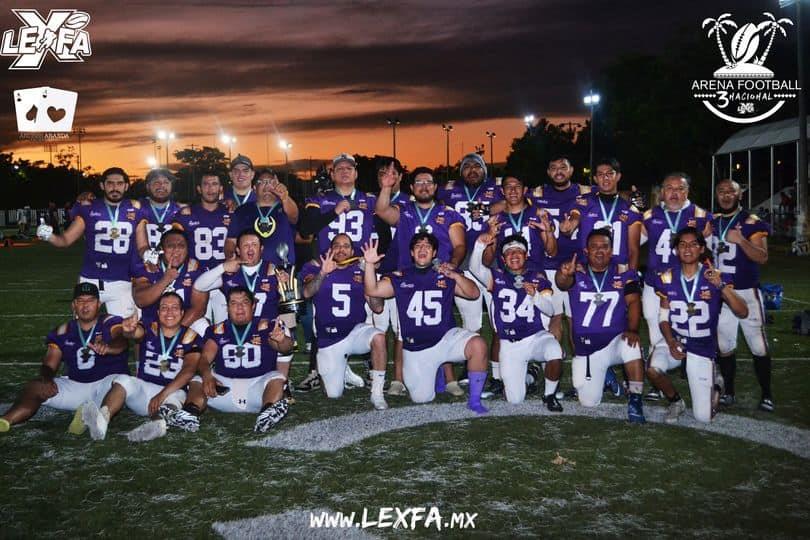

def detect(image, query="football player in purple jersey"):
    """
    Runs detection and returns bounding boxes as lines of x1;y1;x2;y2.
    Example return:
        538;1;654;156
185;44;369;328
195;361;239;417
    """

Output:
363;233;490;414
470;229;563;410
80;292;203;441
173;287;294;433
376;166;467;396
711;179;773;411
301;234;388;410
37;167;140;317
555;229;646;423
0;283;130;433
647;227;748;424
135;168;184;263
223;154;257;208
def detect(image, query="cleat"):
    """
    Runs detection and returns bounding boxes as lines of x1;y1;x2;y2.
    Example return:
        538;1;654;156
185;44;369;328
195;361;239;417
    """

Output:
82;401;109;441
387;380;407;396
295;370;321;392
283;383;295;405
758;397;775;412
544;393;563;412
526;363;541;395
627;394;646;424
559;387;577;400
481;378;504;400
468;402;489;415
166;409;200;432
445;381;464;397
157;404;178;424
254;399;289;433
0;418;10;433
127;419;167;442
644;388;664;401
604;368;625;397
67;404;87;435
719;394;736;407
370;394;388;411
664;399;686;424
344;365;365;388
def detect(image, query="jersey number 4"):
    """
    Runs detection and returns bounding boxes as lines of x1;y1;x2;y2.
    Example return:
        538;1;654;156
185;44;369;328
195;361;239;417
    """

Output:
406;290;442;326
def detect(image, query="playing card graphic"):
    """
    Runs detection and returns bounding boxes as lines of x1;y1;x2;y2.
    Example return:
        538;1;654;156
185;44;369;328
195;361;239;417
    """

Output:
13;86;77;132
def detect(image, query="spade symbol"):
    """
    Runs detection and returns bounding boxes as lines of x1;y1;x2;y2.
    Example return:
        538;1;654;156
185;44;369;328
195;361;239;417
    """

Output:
26;105;38;122
47;107;66;122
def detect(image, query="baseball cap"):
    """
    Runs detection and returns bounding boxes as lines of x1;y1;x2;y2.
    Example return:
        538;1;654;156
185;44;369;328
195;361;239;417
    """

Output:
230;154;254;170
73;282;100;299
460;152;488;177
332;153;356;168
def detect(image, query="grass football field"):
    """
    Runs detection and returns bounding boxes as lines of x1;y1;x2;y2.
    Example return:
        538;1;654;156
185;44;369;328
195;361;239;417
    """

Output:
1;240;809;538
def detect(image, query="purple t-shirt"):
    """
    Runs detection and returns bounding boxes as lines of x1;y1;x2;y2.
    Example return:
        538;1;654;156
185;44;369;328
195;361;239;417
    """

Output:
132;258;205;324
46;316;129;383
138;198;182;249
301;260;367;348
227;202;296;267
388;268;457;351
709;209;770;290
489;204;550;271
74;198;141;281
568;264;639;356
574;193;642;266
642;202;712;282
172;203;232;269
395;201;464;268
529;183;595;269
490;268;552;340
438;178;503;253
204;316;280;378
305;189;377;254
221;261;280;320
136;323;202;386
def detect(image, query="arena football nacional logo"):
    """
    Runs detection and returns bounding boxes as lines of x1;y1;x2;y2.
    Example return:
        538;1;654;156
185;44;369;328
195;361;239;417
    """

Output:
691;12;800;124
1;9;91;70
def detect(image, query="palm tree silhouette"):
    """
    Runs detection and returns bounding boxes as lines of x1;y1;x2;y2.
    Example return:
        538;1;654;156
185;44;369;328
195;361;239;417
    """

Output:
757;12;793;66
702;14;738;68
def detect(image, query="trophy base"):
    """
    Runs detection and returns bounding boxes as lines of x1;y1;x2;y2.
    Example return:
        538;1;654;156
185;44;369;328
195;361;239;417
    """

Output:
278;299;305;316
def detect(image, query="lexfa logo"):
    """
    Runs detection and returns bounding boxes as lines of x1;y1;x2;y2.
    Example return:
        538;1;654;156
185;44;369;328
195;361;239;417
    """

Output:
1;9;92;70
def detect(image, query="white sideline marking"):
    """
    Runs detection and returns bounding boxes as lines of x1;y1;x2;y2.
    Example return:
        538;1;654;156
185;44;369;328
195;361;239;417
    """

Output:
249;401;810;459
784;297;810;306
213;508;381;539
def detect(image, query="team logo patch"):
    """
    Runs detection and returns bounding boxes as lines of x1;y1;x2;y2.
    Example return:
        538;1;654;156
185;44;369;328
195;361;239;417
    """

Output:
223;215;231;226
251;336;262;345
174;347;184;358
437;279;447;288
261;282;271;292
353;274;363;283
435;216;445;225
701;290;712;300
359;201;367;210
660;270;673;285
613;280;623;289
620;214;628;222
183;278;192;287
687;219;697;227
126;210;137;220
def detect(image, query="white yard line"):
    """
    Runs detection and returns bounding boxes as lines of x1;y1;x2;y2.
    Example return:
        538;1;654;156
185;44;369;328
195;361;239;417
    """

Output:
784;296;810;306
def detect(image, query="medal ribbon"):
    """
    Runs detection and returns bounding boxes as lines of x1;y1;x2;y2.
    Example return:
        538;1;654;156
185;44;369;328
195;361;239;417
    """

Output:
160;261;185;275
663;206;684;233
463;183;483;203
414;202;435;229
233;190;249;207
507;209;525;234
598;195;619;224
159;328;181;359
241;266;259;292
230;321;253;348
587;266;609;294
679;271;700;305
77;321;98;350
105;203;120;229
150;202;169;224
718;211;740;243
256;202;279;224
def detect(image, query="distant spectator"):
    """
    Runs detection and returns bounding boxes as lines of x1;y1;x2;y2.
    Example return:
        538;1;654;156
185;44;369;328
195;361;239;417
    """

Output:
16;206;29;236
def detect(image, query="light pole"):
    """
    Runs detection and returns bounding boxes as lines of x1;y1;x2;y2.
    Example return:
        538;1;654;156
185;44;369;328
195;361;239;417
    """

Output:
386;117;401;158
221;134;236;163
157;130;176;168
485;131;496;172
583;91;601;178
442;124;453;181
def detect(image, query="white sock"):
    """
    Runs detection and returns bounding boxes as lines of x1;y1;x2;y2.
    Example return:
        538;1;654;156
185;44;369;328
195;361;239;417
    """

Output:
544;378;557;397
100;405;111;422
371;370;386;396
628;381;643;394
491;361;501;380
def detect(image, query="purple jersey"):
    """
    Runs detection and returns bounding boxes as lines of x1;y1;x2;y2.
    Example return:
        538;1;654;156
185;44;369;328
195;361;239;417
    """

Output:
396;201;465;267
568;264;639;356
653;265;726;358
709;210;769;290
575;193;642;266
490;268;552;340
204;317;281;378
46;316;129;383
138;198;182;249
172;203;232;269
305;189;377;254
223;187;256;207
490;203;550;271
136;323;202;386
438;178;503;253
529;183;594;269
642;202;712;282
302;260;367;348
377;192;405;274
221;261;280;320
227;202;296;267
74;198;141;281
388;268;456;351
133;258;205;324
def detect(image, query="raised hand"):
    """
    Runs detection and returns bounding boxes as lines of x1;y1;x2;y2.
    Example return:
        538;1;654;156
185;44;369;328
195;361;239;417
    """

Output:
269;318;286;344
320;249;337;275
725;224;744;245
523;282;537;296
558;212;577;235
537;210;553;233
630;185;647;210
222;253;242;273
335;199;351;215
88;340;111;356
142;247;161;266
380;162;398;188
437;262;459;278
559;252;578;278
703;259;722;288
361;239;384;264
477;218;502;246
121;313;140;335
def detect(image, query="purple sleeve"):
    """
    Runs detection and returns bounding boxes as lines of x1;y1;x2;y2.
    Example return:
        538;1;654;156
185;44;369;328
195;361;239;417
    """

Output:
300;261;320;282
101;315;124;341
45;327;60;348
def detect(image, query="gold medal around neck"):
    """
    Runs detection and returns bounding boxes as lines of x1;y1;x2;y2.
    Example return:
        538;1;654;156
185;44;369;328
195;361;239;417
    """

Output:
254;216;276;238
110;227;120;239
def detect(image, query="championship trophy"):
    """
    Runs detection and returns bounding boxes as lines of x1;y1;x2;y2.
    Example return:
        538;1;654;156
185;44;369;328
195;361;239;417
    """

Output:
275;243;304;317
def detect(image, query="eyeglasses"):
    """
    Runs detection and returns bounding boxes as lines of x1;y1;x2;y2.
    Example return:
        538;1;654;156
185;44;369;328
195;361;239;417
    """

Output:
595;170;617;179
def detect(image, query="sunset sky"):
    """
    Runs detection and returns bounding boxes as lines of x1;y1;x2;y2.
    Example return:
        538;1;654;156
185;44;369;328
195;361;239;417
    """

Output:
0;0;774;177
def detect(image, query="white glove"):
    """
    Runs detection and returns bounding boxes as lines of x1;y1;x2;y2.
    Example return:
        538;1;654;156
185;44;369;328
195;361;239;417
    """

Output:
142;247;161;266
36;218;53;241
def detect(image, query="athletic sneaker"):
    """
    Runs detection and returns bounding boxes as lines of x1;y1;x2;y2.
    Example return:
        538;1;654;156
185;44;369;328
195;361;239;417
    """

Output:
526;363;541;395
759;397;775;412
445;381;464;397
167;409;200;432
254;399;289;433
387;380;407;396
719;394;736;406
481;378;504;399
344;365;365;388
644;388;664;401
284;383;296;405
157;404;178;423
67;404;87;435
127;419;168;442
81;401;109;441
604;368;625;397
370;394;389;411
296;370;321;392
664;399;686;424
544;393;563;412
627;394;646;424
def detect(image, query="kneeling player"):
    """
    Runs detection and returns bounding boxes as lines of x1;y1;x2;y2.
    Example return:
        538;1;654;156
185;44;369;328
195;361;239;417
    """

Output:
362;233;490;414
178;287;293;433
470;230;563;410
302;234;388;410
647;227;748;424
0;283;129;433
80;293;202;441
555;229;645;422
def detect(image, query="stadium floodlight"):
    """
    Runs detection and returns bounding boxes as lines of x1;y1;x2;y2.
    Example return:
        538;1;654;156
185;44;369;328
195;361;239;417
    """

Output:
583;91;601;176
146;156;158;168
156;130;176;167
221;134;236;162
